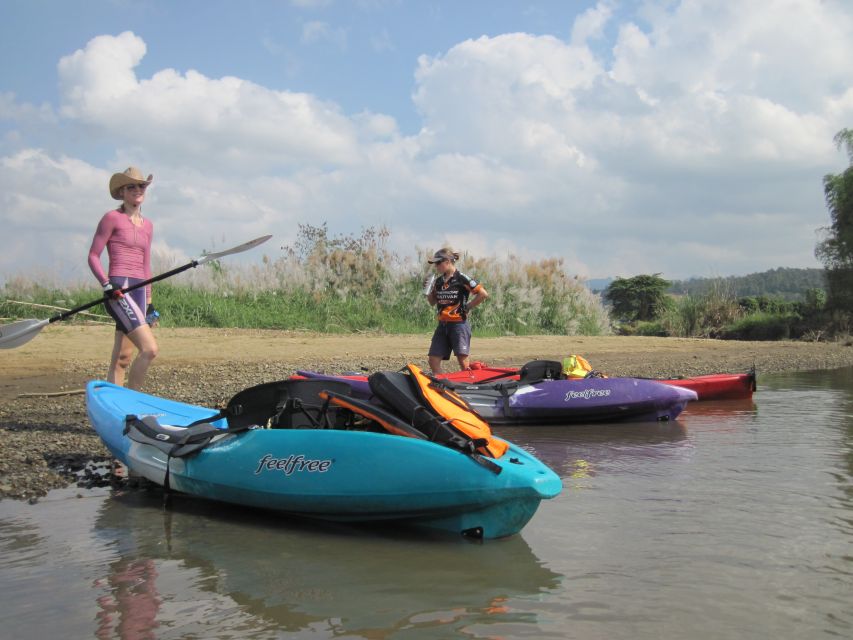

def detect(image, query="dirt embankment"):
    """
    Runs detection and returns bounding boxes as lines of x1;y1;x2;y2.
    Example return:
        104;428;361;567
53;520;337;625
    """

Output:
2;325;852;501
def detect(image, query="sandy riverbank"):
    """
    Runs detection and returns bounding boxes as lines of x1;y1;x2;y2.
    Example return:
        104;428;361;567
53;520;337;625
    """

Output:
2;325;852;500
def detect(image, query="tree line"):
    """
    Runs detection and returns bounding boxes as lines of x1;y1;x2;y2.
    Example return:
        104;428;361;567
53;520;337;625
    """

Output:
668;268;825;301
604;128;853;340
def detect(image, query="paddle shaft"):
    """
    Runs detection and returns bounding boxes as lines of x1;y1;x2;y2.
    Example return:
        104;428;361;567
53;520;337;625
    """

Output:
46;260;198;325
34;234;272;326
0;263;196;348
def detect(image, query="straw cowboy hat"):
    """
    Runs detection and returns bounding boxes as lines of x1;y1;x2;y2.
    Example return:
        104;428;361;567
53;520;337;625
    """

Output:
109;166;153;200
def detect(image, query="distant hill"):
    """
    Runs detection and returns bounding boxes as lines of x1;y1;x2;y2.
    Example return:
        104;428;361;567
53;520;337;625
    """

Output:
584;268;825;301
584;277;615;293
668;267;825;301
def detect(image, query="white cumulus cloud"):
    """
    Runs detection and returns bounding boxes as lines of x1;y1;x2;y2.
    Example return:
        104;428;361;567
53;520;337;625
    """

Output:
57;32;364;173
2;0;852;286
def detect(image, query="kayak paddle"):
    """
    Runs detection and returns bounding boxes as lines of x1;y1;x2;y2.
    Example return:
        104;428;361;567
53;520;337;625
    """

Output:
0;234;272;349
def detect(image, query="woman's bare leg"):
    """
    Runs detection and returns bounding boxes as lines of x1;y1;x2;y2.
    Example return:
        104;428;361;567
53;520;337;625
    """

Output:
107;331;134;386
126;324;159;390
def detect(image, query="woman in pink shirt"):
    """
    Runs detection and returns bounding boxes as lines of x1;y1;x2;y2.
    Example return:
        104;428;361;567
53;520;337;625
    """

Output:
88;167;159;390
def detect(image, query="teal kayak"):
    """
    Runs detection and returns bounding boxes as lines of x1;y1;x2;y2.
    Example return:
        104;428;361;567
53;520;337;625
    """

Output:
86;380;561;539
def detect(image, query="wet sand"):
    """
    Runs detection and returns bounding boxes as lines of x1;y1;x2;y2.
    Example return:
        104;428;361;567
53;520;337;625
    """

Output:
2;325;852;500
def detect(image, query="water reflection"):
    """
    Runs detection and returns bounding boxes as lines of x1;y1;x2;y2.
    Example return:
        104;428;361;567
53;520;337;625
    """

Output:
797;367;853;511
763;367;853;486
94;558;160;640
0;518;47;568
4;368;853;639
92;489;563;638
762;365;853;393
497;421;689;479
681;398;757;418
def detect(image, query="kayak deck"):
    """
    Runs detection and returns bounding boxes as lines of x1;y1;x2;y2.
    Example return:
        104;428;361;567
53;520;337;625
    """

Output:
86;381;561;539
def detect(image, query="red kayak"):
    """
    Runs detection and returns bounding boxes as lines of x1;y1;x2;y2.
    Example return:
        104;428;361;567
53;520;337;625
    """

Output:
419;363;756;401
653;371;756;400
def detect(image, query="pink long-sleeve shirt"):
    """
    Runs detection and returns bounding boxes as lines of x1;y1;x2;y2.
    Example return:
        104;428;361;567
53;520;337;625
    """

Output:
88;209;154;301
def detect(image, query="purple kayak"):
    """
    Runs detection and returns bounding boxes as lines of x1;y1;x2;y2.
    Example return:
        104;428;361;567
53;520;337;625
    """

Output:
295;371;698;425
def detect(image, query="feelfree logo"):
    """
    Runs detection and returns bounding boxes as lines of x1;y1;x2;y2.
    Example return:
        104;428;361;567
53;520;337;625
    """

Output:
255;454;333;476
565;388;611;401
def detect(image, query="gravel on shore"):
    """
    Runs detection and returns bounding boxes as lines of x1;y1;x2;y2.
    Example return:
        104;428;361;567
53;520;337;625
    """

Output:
2;330;852;502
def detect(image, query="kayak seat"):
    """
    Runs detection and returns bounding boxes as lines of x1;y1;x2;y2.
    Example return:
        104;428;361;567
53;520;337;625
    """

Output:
224;379;354;429
319;390;428;440
321;388;501;475
175;379;354;431
121;380;357;484
431;360;560;416
433;360;562;394
124;415;252;458
517;360;563;384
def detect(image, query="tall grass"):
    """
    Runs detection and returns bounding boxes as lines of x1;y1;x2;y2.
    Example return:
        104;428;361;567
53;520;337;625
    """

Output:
654;279;743;338
630;277;830;340
1;224;611;336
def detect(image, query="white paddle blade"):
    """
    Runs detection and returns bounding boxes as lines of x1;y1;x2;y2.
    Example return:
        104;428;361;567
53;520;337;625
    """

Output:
196;235;272;265
0;319;49;349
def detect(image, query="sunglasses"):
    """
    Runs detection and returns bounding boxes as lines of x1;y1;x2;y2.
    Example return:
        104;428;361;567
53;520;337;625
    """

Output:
124;184;147;191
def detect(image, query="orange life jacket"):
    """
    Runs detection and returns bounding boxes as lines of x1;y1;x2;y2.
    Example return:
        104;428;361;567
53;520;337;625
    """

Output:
406;364;509;459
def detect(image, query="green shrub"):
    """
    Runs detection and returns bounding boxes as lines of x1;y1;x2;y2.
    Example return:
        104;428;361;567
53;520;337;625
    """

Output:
653;285;742;338
632;320;668;336
720;312;799;340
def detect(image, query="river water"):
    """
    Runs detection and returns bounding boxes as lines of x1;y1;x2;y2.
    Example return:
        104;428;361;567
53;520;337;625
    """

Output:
1;368;851;639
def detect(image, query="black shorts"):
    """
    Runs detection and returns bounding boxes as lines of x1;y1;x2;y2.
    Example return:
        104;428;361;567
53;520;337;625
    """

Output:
428;322;472;359
103;276;147;335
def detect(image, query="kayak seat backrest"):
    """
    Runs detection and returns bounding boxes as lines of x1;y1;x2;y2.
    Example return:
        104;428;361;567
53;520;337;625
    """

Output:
225;379;352;429
124;415;249;458
276;379;353;429
433;377;517;395
319;389;501;474
318;390;428;440
518;360;563;385
367;371;460;443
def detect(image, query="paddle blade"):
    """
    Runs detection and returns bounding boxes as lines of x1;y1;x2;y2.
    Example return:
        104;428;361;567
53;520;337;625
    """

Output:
196;235;272;265
0;319;48;349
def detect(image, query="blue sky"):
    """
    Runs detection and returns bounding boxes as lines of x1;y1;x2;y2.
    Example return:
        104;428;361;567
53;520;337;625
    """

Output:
2;0;852;284
1;1;613;132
